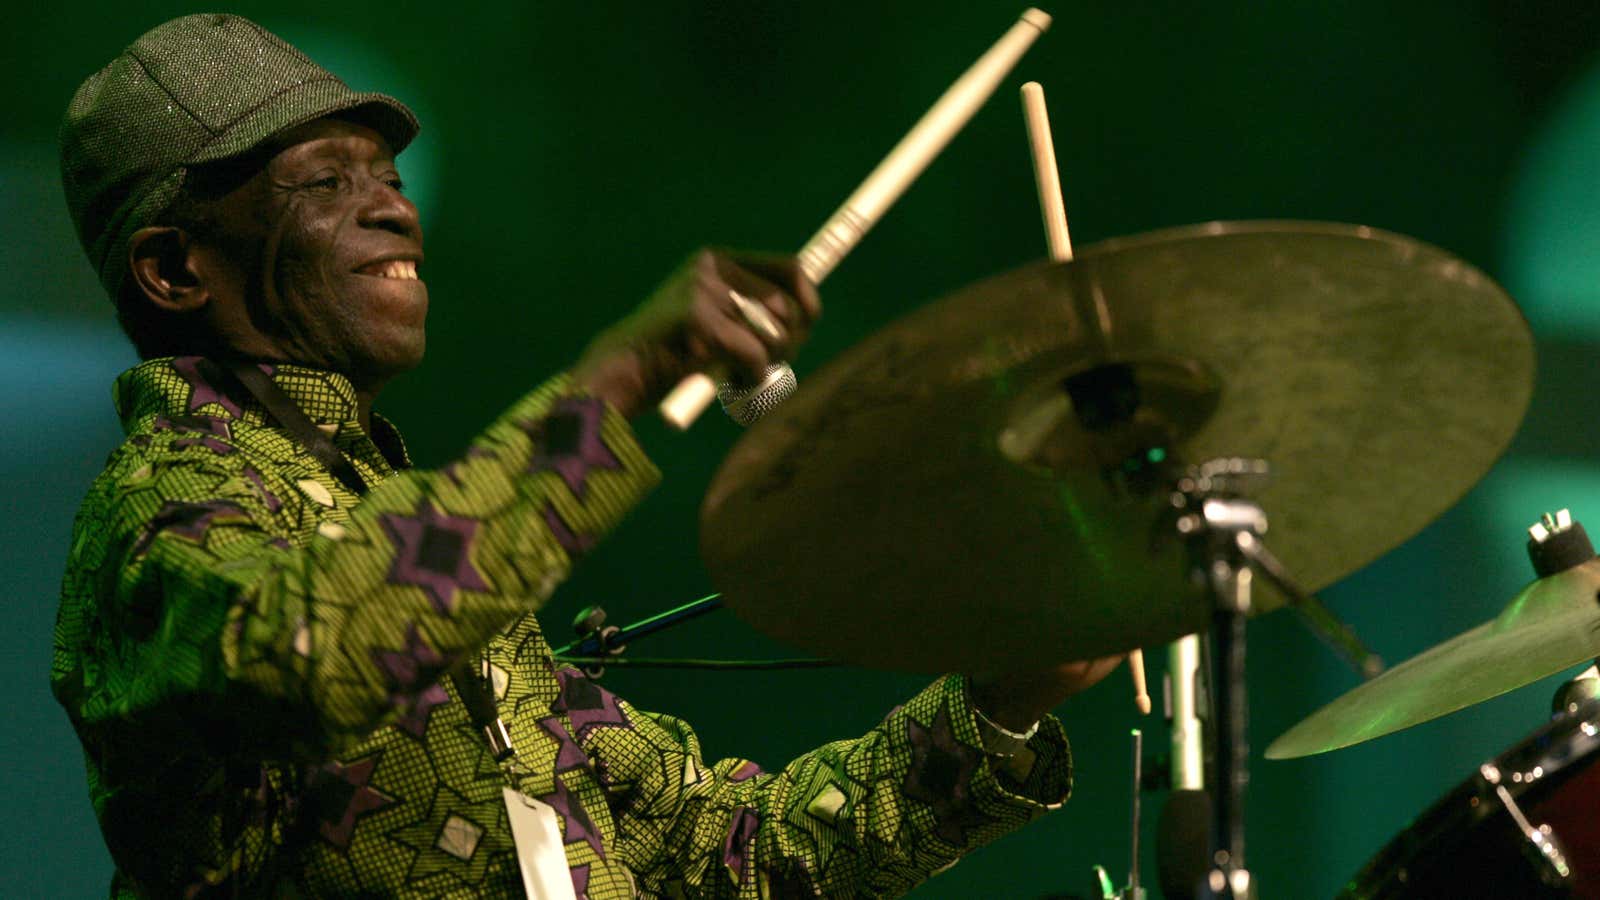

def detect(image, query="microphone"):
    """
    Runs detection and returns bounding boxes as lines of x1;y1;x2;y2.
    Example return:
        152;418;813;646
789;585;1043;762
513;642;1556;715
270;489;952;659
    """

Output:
717;362;798;427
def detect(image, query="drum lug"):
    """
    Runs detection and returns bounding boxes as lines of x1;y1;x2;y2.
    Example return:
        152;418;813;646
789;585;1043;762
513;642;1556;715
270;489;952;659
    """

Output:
1478;763;1573;885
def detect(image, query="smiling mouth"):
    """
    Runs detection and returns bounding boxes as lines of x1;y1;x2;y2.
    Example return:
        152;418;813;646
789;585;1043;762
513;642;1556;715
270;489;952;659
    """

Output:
355;259;420;280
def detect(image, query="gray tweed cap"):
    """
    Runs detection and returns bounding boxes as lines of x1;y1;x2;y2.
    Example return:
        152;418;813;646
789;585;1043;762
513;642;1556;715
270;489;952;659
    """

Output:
60;13;419;301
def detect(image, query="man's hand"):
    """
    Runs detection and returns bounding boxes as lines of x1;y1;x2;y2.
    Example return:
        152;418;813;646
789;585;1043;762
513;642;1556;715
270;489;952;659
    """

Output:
573;248;821;419
969;654;1129;733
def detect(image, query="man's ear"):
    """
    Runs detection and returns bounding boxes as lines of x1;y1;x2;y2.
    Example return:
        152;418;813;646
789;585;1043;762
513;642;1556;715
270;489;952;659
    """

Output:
128;226;210;313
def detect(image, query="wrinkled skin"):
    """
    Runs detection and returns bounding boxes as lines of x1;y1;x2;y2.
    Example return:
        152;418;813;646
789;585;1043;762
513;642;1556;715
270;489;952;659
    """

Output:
124;115;1120;730
127;118;428;428
125;118;822;427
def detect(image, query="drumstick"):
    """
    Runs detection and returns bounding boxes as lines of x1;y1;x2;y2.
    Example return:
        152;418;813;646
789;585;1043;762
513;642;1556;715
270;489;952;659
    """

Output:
659;8;1054;429
997;81;1078;461
1022;80;1150;716
1020;81;1073;261
1128;648;1152;715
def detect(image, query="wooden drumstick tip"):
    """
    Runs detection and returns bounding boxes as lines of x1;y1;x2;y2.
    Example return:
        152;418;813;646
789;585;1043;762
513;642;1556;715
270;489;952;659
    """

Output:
1129;648;1152;715
1021;79;1073;263
659;373;718;430
1020;8;1053;31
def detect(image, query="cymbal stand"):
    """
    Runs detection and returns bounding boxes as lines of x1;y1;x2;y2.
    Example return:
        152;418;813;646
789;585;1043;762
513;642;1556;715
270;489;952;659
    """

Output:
1090;728;1147;900
1529;509;1600;717
1172;458;1272;900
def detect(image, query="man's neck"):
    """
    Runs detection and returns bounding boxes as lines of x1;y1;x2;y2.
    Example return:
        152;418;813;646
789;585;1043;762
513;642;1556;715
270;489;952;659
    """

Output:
355;390;376;435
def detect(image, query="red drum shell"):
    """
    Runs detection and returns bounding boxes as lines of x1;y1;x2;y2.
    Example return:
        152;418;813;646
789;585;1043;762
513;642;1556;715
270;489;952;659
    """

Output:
1340;702;1600;899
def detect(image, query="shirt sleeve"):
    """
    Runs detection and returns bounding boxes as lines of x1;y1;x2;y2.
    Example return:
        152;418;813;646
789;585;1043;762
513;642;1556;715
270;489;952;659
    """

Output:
561;668;1072;898
55;374;660;763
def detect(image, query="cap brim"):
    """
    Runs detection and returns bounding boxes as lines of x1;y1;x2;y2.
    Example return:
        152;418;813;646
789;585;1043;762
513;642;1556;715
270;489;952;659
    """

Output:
188;80;419;165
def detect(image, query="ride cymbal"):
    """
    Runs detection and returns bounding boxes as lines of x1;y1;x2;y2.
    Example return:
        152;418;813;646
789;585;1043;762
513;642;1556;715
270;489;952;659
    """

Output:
701;221;1534;673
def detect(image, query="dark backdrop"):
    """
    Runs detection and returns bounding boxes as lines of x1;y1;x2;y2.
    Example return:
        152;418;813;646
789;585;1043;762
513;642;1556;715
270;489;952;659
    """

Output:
6;2;1600;896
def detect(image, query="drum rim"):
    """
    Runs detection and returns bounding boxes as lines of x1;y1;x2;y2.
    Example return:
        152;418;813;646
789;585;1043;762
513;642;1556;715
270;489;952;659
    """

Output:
1340;698;1600;898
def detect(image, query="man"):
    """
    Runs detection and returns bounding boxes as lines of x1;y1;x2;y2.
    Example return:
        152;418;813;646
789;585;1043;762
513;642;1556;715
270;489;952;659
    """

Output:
53;14;1117;897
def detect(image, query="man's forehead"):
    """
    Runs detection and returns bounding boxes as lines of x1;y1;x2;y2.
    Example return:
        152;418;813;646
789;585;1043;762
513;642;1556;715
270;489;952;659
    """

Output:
185;117;396;199
267;117;396;163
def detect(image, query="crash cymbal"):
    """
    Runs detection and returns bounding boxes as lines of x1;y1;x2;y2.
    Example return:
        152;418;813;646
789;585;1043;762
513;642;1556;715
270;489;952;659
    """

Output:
1266;558;1600;759
700;221;1534;673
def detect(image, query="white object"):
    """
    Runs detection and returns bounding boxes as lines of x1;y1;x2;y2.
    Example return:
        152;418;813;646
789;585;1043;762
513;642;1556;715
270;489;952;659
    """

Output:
503;787;579;900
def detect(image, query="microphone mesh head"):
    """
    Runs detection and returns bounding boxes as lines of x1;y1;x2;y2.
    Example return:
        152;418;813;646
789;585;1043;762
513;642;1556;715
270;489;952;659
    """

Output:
718;363;797;427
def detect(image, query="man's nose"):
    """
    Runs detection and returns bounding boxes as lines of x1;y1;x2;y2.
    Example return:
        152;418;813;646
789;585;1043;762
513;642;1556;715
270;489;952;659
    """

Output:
356;178;421;241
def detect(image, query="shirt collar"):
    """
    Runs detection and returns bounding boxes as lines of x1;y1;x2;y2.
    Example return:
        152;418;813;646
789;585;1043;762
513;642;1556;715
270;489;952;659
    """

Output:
114;356;411;469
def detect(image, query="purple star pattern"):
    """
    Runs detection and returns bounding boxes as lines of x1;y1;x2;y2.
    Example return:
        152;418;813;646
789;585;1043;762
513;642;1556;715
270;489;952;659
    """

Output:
172;357;243;417
523;398;622;499
380;500;491;614
242;466;282;513
538;716;589;772
761;858;816;899
132;500;251;558
570;862;590;900
542;503;596;557
173;435;236;456
542;777;605;860
723;806;760;885
304;754;397;850
551;667;630;740
902;701;987;846
371;624;455;738
728;760;765;782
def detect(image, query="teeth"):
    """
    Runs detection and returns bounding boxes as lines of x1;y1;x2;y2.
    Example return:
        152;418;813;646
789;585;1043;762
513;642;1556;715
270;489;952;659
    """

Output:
366;260;418;280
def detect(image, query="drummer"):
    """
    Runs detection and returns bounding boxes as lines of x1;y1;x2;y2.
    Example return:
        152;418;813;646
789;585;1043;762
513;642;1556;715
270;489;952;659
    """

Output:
51;14;1120;897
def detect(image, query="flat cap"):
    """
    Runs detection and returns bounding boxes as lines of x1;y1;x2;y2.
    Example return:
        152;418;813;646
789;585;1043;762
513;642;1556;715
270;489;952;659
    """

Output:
61;14;419;300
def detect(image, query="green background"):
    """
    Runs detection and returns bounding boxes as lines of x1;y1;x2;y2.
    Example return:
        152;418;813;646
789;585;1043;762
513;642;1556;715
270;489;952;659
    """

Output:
7;1;1600;896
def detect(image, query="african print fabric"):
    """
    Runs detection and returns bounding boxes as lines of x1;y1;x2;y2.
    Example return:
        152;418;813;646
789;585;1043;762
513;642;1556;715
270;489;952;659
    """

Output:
51;357;1073;897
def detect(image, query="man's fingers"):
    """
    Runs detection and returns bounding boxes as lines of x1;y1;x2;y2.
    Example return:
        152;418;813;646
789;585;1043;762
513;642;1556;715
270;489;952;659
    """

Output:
709;262;799;357
714;250;821;328
738;254;821;319
677;247;825;385
690;295;770;380
729;290;784;344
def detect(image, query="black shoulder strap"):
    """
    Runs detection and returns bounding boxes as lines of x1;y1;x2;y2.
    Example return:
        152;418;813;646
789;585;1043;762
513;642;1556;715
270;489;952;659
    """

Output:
222;360;370;497
218;358;513;760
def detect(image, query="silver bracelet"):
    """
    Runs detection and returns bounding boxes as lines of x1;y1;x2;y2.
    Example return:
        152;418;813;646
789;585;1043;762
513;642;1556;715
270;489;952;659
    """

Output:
972;701;1040;757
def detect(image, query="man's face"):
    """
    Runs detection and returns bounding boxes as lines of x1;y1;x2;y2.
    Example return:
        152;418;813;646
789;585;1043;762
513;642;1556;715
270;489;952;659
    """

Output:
197;117;426;390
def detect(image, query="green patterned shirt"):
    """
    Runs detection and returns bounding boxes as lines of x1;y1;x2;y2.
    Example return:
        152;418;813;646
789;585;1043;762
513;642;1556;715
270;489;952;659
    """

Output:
51;357;1072;897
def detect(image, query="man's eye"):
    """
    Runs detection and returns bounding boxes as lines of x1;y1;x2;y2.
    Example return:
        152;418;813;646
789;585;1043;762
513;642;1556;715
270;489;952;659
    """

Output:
306;176;339;191
385;178;406;193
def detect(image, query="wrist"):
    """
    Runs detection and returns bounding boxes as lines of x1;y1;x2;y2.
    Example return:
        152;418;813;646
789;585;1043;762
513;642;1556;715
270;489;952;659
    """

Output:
572;351;646;420
968;677;1050;734
967;677;1043;758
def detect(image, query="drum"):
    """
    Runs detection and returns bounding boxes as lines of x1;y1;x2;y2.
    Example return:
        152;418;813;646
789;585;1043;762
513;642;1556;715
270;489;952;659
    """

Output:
1340;700;1600;899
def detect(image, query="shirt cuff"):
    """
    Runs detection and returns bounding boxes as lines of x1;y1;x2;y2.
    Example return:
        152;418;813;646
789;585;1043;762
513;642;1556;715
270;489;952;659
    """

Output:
946;675;1073;812
890;673;1073;864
